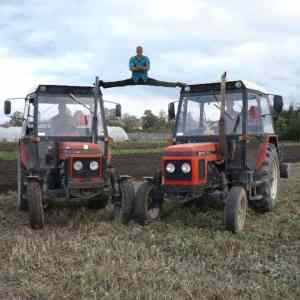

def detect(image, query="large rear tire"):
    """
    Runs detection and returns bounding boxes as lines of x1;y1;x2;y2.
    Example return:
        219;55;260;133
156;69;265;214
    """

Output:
17;154;28;211
27;180;45;229
134;181;162;225
253;145;280;212
224;186;247;233
113;180;135;225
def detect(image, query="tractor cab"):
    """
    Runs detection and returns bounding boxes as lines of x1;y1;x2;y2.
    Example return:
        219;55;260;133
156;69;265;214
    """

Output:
167;79;284;176
4;78;134;229
173;81;277;138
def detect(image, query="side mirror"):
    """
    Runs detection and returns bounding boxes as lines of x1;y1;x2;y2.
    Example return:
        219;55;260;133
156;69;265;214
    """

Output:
168;102;176;120
4;100;11;115
115;104;122;118
273;95;283;114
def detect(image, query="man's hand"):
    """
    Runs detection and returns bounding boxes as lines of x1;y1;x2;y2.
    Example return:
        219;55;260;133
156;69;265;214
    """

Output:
132;66;148;72
131;66;142;72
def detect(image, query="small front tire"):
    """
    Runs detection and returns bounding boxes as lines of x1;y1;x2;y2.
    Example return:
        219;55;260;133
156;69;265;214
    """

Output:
224;186;247;233
27;180;45;229
134;181;162;225
113;180;135;225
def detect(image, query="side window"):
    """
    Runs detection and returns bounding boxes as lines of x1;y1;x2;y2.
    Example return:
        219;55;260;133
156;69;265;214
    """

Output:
25;99;35;135
248;94;263;134
21;100;29;136
260;96;274;134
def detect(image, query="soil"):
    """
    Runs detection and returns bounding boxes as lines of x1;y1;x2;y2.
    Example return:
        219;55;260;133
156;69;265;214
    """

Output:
0;154;162;193
0;143;299;193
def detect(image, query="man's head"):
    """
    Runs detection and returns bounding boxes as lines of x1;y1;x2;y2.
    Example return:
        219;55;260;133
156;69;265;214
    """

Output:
136;46;143;57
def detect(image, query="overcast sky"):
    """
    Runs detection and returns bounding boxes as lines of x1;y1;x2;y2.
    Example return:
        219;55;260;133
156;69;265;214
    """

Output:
1;0;300;123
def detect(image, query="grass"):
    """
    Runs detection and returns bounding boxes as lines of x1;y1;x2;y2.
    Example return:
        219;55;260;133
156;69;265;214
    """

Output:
111;148;163;155
1;141;299;161
0;165;299;299
0;147;164;161
0;151;17;161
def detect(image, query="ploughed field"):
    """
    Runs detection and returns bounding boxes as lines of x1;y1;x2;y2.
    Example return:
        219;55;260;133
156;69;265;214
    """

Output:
0;141;299;298
0;165;299;298
0;142;300;193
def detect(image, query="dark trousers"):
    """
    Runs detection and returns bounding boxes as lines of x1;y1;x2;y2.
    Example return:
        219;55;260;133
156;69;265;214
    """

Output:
101;77;179;88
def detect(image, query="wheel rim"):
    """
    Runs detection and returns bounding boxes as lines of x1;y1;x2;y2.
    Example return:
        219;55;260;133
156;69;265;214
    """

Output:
237;195;246;228
270;159;279;200
148;208;160;220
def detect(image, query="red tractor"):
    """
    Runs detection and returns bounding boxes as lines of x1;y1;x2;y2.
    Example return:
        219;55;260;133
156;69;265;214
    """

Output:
4;77;134;229
134;73;289;232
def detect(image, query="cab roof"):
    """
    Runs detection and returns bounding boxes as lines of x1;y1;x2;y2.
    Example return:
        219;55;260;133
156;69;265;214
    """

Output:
186;80;269;95
29;84;94;96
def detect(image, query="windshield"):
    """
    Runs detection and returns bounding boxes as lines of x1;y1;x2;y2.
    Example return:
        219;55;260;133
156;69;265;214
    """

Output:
176;92;243;136
37;94;103;137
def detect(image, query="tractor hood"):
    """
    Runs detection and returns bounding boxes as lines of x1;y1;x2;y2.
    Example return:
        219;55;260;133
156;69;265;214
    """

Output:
164;143;220;157
59;142;102;160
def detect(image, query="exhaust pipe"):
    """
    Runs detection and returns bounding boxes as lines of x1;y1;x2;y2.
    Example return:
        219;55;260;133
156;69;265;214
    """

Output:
219;72;228;161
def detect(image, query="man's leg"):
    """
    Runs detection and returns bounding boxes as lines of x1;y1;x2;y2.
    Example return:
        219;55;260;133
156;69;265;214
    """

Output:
146;77;185;88
101;78;135;88
100;77;186;88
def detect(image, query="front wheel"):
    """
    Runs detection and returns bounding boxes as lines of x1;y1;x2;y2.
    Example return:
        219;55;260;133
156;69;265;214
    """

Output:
27;180;45;229
224;186;247;233
134;181;162;225
113;180;135;225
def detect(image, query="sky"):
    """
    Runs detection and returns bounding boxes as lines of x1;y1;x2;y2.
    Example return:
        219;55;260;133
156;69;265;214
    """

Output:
0;0;300;123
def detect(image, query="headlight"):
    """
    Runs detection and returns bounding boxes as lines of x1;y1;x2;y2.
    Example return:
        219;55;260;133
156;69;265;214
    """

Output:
73;160;83;171
166;163;175;173
90;160;99;171
181;162;191;173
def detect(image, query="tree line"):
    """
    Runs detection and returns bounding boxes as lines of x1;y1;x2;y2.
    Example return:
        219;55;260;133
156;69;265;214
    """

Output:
3;106;300;141
108;109;172;132
275;104;300;141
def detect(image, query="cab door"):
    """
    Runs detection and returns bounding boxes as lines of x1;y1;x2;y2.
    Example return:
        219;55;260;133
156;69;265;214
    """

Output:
246;93;273;171
20;97;39;172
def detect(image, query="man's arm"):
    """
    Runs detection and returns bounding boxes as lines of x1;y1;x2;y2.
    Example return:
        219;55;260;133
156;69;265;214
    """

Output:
129;57;140;72
144;56;150;71
129;56;150;72
135;57;150;71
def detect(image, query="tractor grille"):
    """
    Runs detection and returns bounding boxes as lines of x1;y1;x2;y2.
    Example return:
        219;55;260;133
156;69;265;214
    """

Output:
164;160;192;180
199;159;206;179
72;158;101;177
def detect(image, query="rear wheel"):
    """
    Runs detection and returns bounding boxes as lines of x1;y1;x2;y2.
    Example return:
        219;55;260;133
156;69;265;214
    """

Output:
27;180;45;229
17;155;28;211
224;186;247;233
113;180;135;225
253;145;280;212
134;181;162;225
